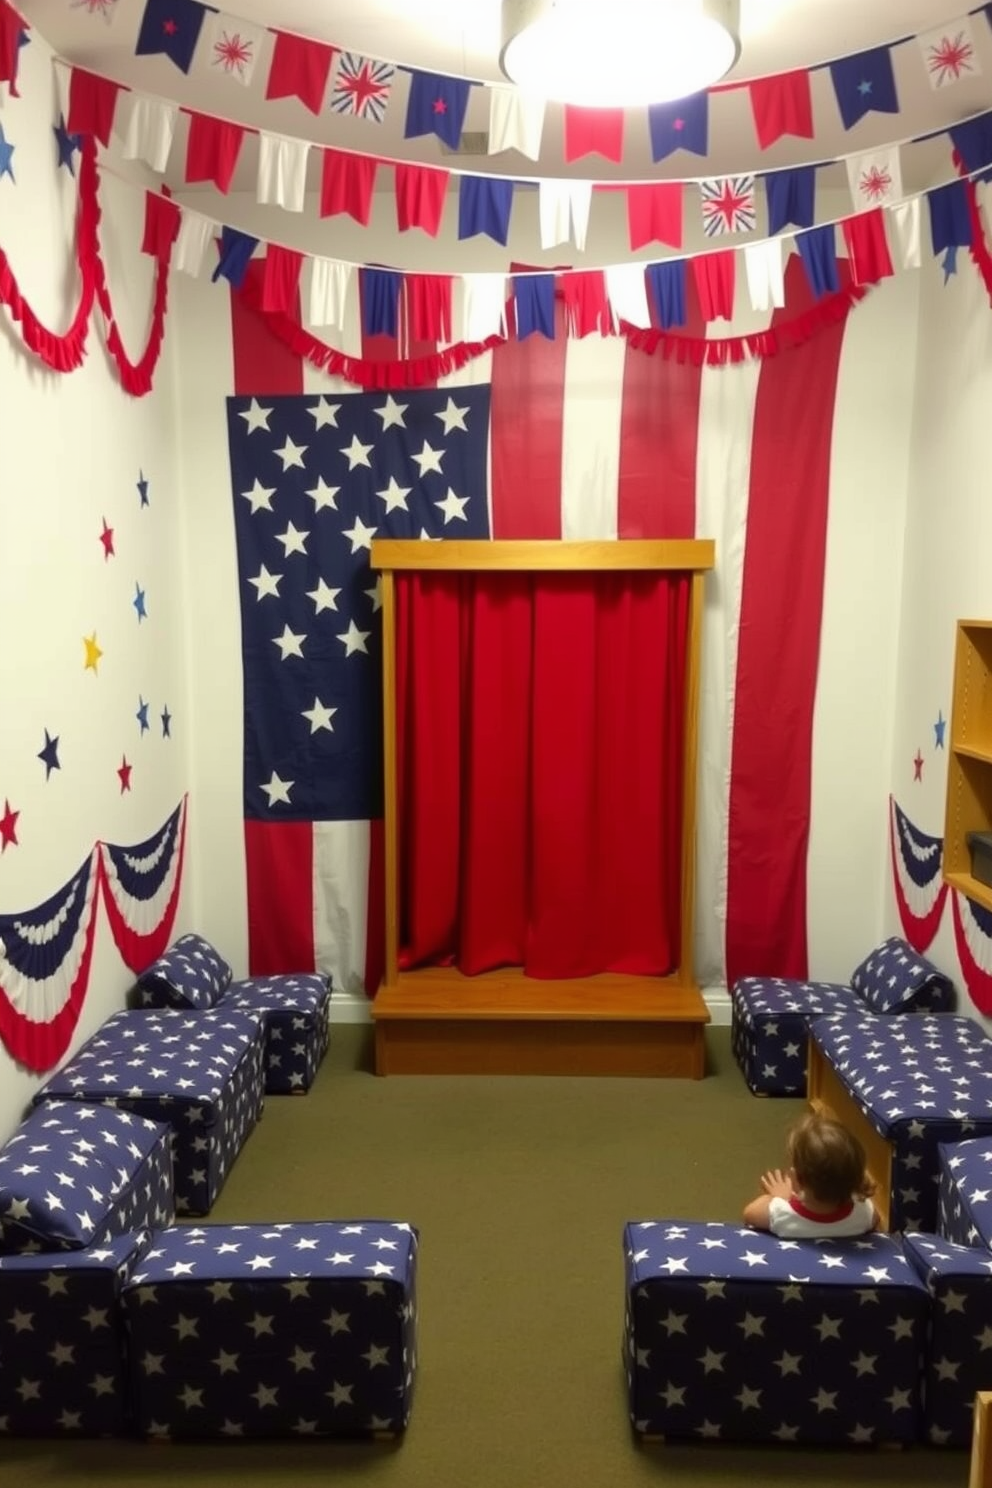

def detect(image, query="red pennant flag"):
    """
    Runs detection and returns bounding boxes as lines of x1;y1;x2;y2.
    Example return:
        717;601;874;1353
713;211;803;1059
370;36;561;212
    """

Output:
405;273;453;341
265;31;337;115
841;207;893;285
691;250;735;321
185;112;246;193
320;147;378;223
558;270;611;336
563;105;624;163
261;245;304;315
394;162;449;236
626;182;683;250
748;70;814;150
141;190;180;259
0;0;25;96
67;68;123;147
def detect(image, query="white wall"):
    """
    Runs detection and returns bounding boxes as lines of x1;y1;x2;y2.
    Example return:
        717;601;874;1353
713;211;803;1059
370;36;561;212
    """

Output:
893;235;992;1018
0;34;190;1137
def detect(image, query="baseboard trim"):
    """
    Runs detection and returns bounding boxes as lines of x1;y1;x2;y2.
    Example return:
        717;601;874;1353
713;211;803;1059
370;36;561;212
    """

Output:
332;986;733;1027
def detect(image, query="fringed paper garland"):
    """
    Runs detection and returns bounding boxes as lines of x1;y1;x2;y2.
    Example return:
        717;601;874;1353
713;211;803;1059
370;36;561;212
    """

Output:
0;849;101;1072
888;795;948;952
98;796;188;971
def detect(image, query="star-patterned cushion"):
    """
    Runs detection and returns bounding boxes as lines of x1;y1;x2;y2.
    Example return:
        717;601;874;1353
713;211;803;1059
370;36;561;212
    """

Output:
136;933;234;1011
624;1219;929;1445
937;1137;992;1250
731;978;864;1095
849;937;954;1014
902;1231;992;1446
0;1101;172;1253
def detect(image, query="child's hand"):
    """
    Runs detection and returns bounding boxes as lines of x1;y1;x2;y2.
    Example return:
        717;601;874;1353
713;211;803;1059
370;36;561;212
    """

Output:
760;1168;794;1201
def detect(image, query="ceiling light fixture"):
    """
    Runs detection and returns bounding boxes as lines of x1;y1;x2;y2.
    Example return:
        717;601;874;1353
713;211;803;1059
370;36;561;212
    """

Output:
500;0;741;108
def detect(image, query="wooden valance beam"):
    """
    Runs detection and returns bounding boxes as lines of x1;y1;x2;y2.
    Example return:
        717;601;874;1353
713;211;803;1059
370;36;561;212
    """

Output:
371;538;714;573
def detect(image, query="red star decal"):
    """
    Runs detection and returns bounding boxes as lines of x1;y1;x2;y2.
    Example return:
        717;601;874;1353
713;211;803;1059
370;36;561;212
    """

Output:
118;756;133;794
913;749;924;781
673;117;685;131
100;518;115;560
163;18;178;36
0;798;19;852
432;97;448;115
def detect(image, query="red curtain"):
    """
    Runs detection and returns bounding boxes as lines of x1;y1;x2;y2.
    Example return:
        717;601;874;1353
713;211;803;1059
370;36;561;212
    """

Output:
396;569;689;979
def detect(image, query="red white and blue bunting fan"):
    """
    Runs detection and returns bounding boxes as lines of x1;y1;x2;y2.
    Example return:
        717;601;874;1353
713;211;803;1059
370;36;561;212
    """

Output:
888;794;948;951
97;795;187;971
0;848;100;1072
951;889;992;1014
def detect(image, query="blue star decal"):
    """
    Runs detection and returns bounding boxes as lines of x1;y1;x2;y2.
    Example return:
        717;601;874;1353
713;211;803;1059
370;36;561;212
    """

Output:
942;245;958;283
136;697;150;734
935;710;946;748
161;705;172;738
858;79;872;96
137;471;150;507
37;729;60;779
133;583;148;622
53;115;81;174
0;124;15;184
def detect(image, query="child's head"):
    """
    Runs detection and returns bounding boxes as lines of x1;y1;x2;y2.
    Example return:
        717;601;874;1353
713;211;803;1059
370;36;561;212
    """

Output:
786;1113;874;1205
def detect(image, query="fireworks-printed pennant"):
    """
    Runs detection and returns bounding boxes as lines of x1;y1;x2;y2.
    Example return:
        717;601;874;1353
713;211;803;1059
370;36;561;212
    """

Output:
69;0;119;20
330;52;395;122
700;175;756;237
199;10;264;87
845;144;903;212
917;19;981;89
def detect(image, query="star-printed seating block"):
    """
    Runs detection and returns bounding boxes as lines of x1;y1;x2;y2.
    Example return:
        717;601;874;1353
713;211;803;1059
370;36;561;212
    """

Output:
122;1221;419;1439
0;1231;150;1436
136;936;332;1094
809;1014;992;1232
901;1231;992;1446
33;1008;266;1216
938;1137;992;1250
624;1220;929;1446
730;937;954;1097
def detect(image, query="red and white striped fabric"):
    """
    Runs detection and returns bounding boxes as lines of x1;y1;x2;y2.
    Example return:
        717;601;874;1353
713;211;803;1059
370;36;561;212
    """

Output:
229;254;859;997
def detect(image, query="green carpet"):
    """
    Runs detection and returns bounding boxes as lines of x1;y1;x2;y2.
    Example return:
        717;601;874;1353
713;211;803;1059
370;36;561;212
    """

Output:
0;1026;970;1487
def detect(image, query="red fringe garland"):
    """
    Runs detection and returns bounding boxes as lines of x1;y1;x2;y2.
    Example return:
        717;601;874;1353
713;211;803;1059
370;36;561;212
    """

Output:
0;161;95;371
965;176;992;308
239;272;870;388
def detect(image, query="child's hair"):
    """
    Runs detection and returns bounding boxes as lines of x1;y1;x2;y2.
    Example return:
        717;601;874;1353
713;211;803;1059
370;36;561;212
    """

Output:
786;1113;875;1205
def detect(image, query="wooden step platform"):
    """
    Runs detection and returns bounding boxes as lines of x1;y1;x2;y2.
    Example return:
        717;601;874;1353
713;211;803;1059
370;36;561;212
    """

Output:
371;968;710;1077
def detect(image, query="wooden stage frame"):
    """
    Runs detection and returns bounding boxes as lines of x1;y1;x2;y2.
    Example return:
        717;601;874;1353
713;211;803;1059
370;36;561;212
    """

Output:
369;539;715;1078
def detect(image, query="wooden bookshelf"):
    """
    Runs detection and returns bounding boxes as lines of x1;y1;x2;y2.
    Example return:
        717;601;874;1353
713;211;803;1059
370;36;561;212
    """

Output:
944;621;992;915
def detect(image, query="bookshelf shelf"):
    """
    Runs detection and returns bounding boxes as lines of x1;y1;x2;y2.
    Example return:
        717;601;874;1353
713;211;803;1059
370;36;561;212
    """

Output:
943;621;992;917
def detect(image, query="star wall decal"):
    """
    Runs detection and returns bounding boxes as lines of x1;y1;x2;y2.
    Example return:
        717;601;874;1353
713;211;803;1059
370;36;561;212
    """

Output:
913;748;924;781
934;710;946;748
99;518;115;559
161;705;172;738
38;729;60;778
0;798;19;852
136;697;150;734
0;124;15;183
133;583;148;622
53;115;81;174
137;471;150;507
83;633;103;673
117;756;132;793
942;245;958;283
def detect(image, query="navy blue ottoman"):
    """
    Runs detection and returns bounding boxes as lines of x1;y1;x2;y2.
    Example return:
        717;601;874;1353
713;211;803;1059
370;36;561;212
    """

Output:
123;1220;418;1439
902;1231;992;1446
937;1137;992;1249
624;1220;928;1445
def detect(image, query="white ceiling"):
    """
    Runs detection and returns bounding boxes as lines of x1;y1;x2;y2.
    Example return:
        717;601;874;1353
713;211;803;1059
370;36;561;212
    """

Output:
19;1;989;195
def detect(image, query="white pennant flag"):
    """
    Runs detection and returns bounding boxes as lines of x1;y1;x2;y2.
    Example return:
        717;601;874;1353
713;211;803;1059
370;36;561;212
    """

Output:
458;273;508;341
174;209;215;278
918;19;981;90
489;87;545;161
743;238;785;311
539;179;593;250
890;198;922;270
119;96;178;174
846;145;902;213
604;262;651;329
309;258;353;330
257;133;311;213
198;12;266;87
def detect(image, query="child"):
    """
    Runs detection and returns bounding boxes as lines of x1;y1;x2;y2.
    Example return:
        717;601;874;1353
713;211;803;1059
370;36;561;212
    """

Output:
742;1111;879;1238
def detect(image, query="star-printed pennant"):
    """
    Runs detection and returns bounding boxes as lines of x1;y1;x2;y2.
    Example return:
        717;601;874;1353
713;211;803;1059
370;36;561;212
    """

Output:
198;11;263;86
404;70;471;151
829;46;899;130
331;52;395;122
918;19;980;89
845;145;902;212
699;175;755;237
648;94;708;160
135;0;208;75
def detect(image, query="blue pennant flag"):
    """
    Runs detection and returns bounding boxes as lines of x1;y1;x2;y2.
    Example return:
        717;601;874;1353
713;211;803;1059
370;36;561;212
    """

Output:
829;46;898;131
458;176;514;245
512;275;556;339
950;113;992;181
211;227;258;289
135;0;208;75
648;94;708;161
404;70;471;150
796;224;839;299
361;268;403;337
764;166;816;235
941;244;959;283
645;261;687;329
928;180;972;256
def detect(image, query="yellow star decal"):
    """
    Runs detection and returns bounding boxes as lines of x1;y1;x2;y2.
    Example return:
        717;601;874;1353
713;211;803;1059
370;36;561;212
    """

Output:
83;633;103;674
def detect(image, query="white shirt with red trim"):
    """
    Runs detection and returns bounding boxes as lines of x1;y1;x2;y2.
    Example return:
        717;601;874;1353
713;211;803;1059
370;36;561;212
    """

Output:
767;1195;876;1238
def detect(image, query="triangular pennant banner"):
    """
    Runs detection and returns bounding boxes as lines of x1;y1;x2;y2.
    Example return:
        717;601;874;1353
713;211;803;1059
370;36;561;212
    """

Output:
265;30;337;114
135;0;207;75
917;19;981;89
